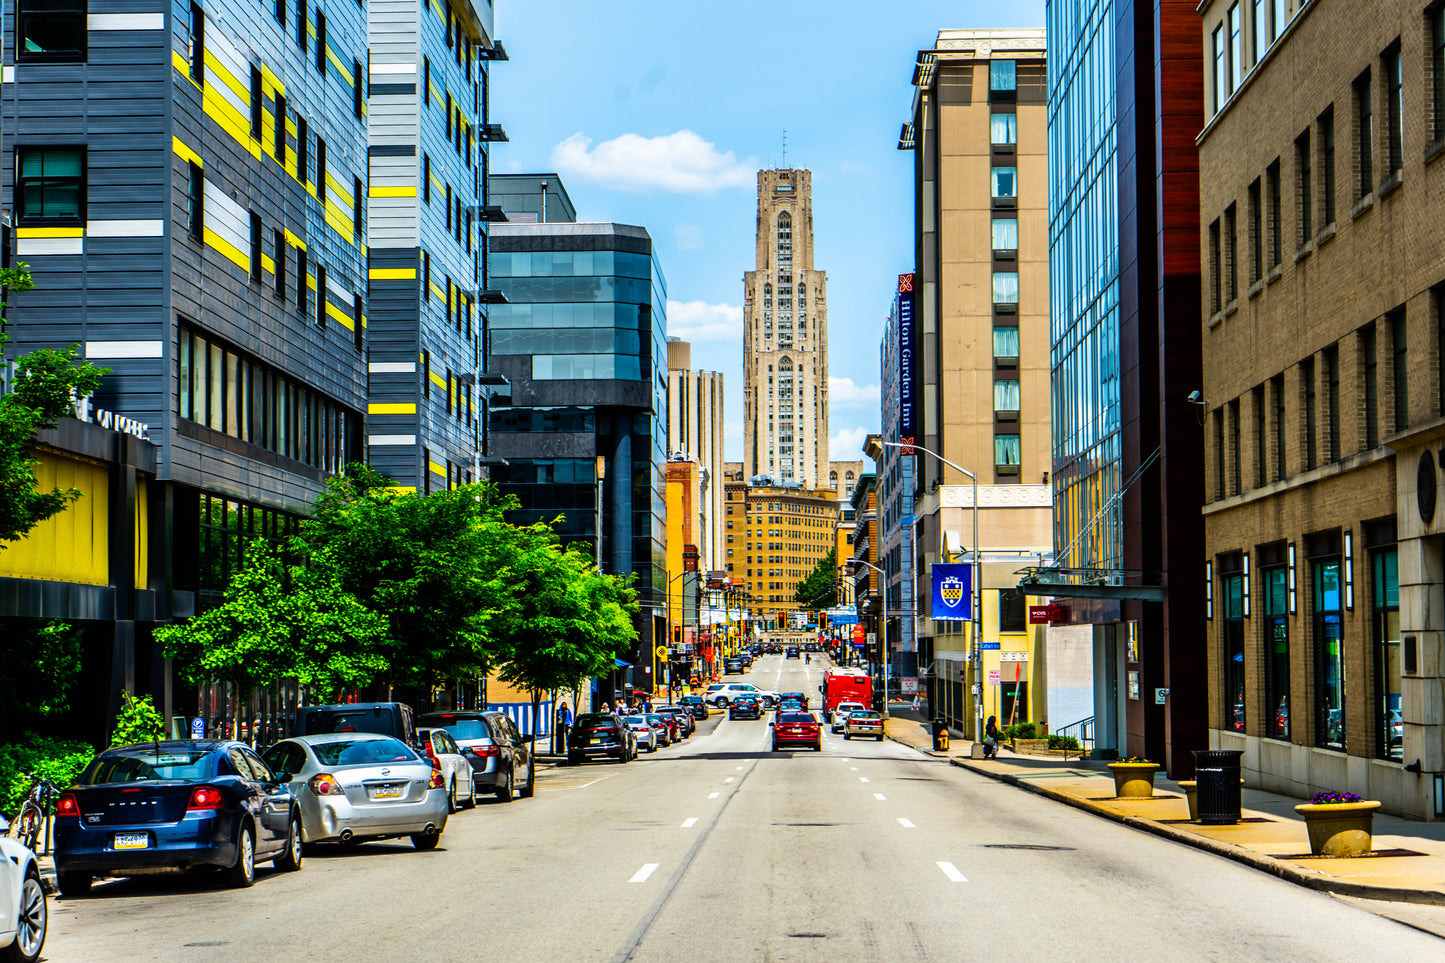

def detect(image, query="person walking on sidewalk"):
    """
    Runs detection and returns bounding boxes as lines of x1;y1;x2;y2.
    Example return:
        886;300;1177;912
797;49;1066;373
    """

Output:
555;701;573;755
983;715;1002;760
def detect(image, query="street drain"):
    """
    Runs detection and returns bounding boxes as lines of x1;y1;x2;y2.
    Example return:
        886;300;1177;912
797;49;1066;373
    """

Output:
980;844;1075;851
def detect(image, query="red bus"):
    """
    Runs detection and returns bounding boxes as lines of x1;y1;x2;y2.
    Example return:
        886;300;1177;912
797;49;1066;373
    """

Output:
821;669;872;721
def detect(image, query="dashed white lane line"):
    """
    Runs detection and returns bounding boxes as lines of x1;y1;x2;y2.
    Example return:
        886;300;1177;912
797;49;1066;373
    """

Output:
631;863;660;883
708;792;720;799
681;817;698;828
937;861;968;883
724;777;736;783
859;777;870;783
898;818;916;829
874;793;887;801
736;766;745;771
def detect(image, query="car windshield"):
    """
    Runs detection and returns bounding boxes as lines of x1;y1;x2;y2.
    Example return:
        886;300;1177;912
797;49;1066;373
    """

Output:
778;713;815;724
305;708;397;736
645;715;667;724
430;719;490;741
850;711;881;720
577;714;617;728
311;738;419;767
624;718;648;727
82;749;213;784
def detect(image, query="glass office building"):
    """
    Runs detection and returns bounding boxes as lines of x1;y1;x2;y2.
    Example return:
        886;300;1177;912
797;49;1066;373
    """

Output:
1047;0;1122;573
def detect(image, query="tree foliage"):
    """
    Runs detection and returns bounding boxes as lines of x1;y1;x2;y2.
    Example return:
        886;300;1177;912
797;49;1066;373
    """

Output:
110;693;166;748
794;548;838;608
0;619;83;725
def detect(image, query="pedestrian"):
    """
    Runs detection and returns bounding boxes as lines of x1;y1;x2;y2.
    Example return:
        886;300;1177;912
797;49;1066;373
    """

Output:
984;715;1002;760
911;693;921;712
600;701;611;715
555;700;573;755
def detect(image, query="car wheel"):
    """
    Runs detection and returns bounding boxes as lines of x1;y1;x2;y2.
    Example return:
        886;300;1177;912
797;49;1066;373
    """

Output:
568;750;583;766
9;866;45;962
495;767;515;802
56;872;91;900
772;741;781;752
273;814;304;873
877;735;884;742
844;733;852;740
519;761;536;799
225;825;257;889
815;741;823;751
448;778;460;814
411;833;440;851
462;775;479;809
717;697;729;708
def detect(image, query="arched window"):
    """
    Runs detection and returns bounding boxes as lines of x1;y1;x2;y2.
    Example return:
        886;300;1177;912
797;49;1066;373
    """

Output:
778;211;792;231
779;356;794;371
764;282;772;295
845;471;855;481
829;471;838;481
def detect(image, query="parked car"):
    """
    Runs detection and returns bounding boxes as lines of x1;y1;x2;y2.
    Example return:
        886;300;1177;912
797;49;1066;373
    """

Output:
724;658;745;675
568;713;636;764
844;710;884;741
417;711;535;803
729;695;763;720
786;646;800;659
623;716;659;752
261;734;448;851
646;713;679;745
54;741;304;897
704;683;779;708
655;705;695;737
416;728;477;811
678;696;708;720
0;815;46;960
830;701;867;732
771;712;822;752
295;702;416;748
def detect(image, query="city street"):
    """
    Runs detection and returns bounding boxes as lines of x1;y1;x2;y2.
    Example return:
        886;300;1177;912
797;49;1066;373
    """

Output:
40;656;1443;962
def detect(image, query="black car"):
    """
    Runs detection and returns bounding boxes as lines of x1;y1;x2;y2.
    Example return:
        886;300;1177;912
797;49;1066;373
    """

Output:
567;713;636;764
728;695;763;720
417;710;535;801
53;741;303;896
678;695;708;720
724;658;745;674
786;646;800;659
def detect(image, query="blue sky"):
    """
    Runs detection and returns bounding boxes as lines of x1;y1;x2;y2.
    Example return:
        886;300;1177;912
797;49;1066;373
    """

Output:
491;1;1047;462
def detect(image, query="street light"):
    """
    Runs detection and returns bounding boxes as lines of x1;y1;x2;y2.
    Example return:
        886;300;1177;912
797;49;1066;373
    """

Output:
845;557;889;720
884;441;983;750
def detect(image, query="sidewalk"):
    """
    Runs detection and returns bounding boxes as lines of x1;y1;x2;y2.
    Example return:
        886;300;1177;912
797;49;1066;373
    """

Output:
884;713;1445;906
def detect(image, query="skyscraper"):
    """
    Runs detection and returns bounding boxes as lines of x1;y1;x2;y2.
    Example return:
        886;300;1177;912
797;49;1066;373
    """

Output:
743;169;829;487
666;339;725;573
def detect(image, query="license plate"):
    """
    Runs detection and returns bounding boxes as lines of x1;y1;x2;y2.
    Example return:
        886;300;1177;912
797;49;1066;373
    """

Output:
370;784;403;800
591;737;603;744
114;832;149;850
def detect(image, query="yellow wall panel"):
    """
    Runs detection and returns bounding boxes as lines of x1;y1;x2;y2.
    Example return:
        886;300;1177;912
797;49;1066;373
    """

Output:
134;478;149;590
0;452;108;586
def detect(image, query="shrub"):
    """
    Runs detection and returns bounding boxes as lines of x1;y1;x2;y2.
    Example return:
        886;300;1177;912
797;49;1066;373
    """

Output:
0;732;95;818
1004;722;1038;740
110;693;166;748
1048;734;1082;751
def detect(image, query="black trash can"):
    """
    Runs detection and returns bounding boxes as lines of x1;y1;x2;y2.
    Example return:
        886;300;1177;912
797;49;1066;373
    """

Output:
1192;749;1244;825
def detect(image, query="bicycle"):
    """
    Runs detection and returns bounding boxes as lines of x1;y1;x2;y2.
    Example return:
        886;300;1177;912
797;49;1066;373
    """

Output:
6;775;61;855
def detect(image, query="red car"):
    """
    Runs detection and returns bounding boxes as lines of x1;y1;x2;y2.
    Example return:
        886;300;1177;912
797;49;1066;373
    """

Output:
771;712;822;752
645;713;679;745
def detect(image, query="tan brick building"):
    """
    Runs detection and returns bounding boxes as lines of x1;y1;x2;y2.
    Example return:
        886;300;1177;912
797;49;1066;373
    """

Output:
666;338;726;572
724;480;839;624
742;169;829;488
1199;0;1445;817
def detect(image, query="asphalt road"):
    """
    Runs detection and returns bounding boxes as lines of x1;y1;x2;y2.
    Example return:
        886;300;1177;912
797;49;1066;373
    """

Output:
40;655;1445;961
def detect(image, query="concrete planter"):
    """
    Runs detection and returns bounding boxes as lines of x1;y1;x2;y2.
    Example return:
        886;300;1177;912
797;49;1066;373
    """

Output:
1107;762;1159;798
1294;800;1380;857
1011;738;1051;755
1179;780;1198;819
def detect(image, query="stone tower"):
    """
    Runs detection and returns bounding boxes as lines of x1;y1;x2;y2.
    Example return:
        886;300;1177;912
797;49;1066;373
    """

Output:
743;168;829;487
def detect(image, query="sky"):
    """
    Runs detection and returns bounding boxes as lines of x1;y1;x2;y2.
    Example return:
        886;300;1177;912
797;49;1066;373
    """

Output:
491;0;1047;463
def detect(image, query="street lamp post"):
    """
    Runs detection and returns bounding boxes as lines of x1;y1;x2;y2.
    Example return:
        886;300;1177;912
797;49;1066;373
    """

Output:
846;558;889;719
884;441;982;749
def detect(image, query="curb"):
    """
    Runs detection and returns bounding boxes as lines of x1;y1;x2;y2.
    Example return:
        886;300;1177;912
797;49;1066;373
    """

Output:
948;757;1445;907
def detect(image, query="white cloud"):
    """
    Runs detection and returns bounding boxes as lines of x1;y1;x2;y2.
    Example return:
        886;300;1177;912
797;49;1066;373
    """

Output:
551;130;756;194
666;300;741;342
675;225;704;251
829;426;870;460
828;376;880;408
724;421;742;441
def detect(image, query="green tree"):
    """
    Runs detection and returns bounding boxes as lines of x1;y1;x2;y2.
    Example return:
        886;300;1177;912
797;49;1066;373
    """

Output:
493;522;639;752
0;619;83;739
794;548;838;608
109;693;166;748
296;464;520;695
157;545;390;740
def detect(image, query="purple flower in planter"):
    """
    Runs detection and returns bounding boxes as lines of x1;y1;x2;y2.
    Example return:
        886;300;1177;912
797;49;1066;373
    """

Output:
1309;791;1364;805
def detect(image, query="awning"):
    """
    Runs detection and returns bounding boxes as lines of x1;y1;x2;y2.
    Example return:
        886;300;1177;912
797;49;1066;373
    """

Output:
614;658;632;668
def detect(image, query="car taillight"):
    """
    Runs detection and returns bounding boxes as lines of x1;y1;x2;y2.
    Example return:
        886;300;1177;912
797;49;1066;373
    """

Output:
187;786;224;811
309;773;342;796
55;792;79;817
429;765;446;789
467;745;499;758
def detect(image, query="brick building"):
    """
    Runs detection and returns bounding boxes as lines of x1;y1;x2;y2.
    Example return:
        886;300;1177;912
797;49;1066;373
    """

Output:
1199;0;1445;817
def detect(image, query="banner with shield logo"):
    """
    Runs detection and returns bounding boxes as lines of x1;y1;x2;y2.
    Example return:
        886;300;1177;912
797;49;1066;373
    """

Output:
931;563;973;621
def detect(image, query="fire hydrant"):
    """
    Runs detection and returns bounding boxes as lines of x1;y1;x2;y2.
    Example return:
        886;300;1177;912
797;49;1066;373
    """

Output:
932;717;950;752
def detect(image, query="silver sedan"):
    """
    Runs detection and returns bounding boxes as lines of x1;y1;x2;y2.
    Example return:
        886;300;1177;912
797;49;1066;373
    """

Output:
623;715;659;752
262;734;450;851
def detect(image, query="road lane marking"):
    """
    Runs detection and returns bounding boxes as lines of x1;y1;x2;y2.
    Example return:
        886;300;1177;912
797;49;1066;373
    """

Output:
850;766;858;771
898;818;916;828
874;793;887;800
724;776;735;783
630;864;660;883
937;861;968;883
736;766;744;771
708;792;720;799
859;777;870;783
681;817;698;828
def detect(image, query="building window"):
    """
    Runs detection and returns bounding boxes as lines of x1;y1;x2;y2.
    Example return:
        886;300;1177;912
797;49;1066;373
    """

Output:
991;167;1017;199
994;433;1021;468
249;211;262;281
1363;323;1379;449
993;326;1020;360
295;0;306;53
1248;179;1261;283
1313;557;1345;751
274;0;285;28
1433;5;1445;142
1228;3;1241;93
1325;345;1340;461
1267;159;1282;268
1272;0;1286;41
1372;548;1401;761
423;154;431;204
994;380;1021;413
1253;0;1266;64
250;65;263;137
353;58;364;119
1302;356;1317;470
189;2;204;80
314;8;327;74
1391;309;1408;431
1208;218;1221;314
992;218;1018;252
17;0;87;61
1354;70;1372;199
1214;408;1226;500
1264;564;1290;739
273;229;286;301
1224;203;1237;303
1224;572;1245;732
316;263;326;328
998;589;1026;632
17;147;84;224
316;137;327;201
1212;25;1226;114
1384;42;1403;178
296;248;308;313
989;60;1016;92
992;272;1019;305
1229;398;1242;494
274;95;288;168
186;161;204;239
1254;385;1267;489
1272;373;1286;480
423;57;431;106
1319;107;1335;226
990;112;1016;145
1296;129;1311;242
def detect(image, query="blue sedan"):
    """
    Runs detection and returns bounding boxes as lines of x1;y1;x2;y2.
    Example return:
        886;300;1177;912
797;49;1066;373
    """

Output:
53;741;304;897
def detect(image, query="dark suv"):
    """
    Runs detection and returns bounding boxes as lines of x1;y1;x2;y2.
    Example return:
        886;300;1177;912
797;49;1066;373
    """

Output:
296;702;416;747
724;658;745;674
729;695;763;720
417;710;535;801
567;712;635;764
679;695;708;720
786;646;800;659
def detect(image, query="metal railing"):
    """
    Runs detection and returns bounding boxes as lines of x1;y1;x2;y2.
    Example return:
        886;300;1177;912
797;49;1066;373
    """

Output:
1056;715;1095;759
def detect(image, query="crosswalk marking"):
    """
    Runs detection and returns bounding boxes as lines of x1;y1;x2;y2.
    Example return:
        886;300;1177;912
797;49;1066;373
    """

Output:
898;817;916;828
937;861;968;883
630;863;659;883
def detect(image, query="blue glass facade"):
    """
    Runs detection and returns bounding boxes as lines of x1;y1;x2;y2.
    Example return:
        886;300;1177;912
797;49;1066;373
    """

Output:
1047;0;1123;571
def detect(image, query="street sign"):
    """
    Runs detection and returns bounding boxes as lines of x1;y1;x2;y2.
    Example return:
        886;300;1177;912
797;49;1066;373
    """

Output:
901;677;918;694
980;641;1001;651
987;669;1001;686
191;716;205;739
865;632;877;646
654;646;669;660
